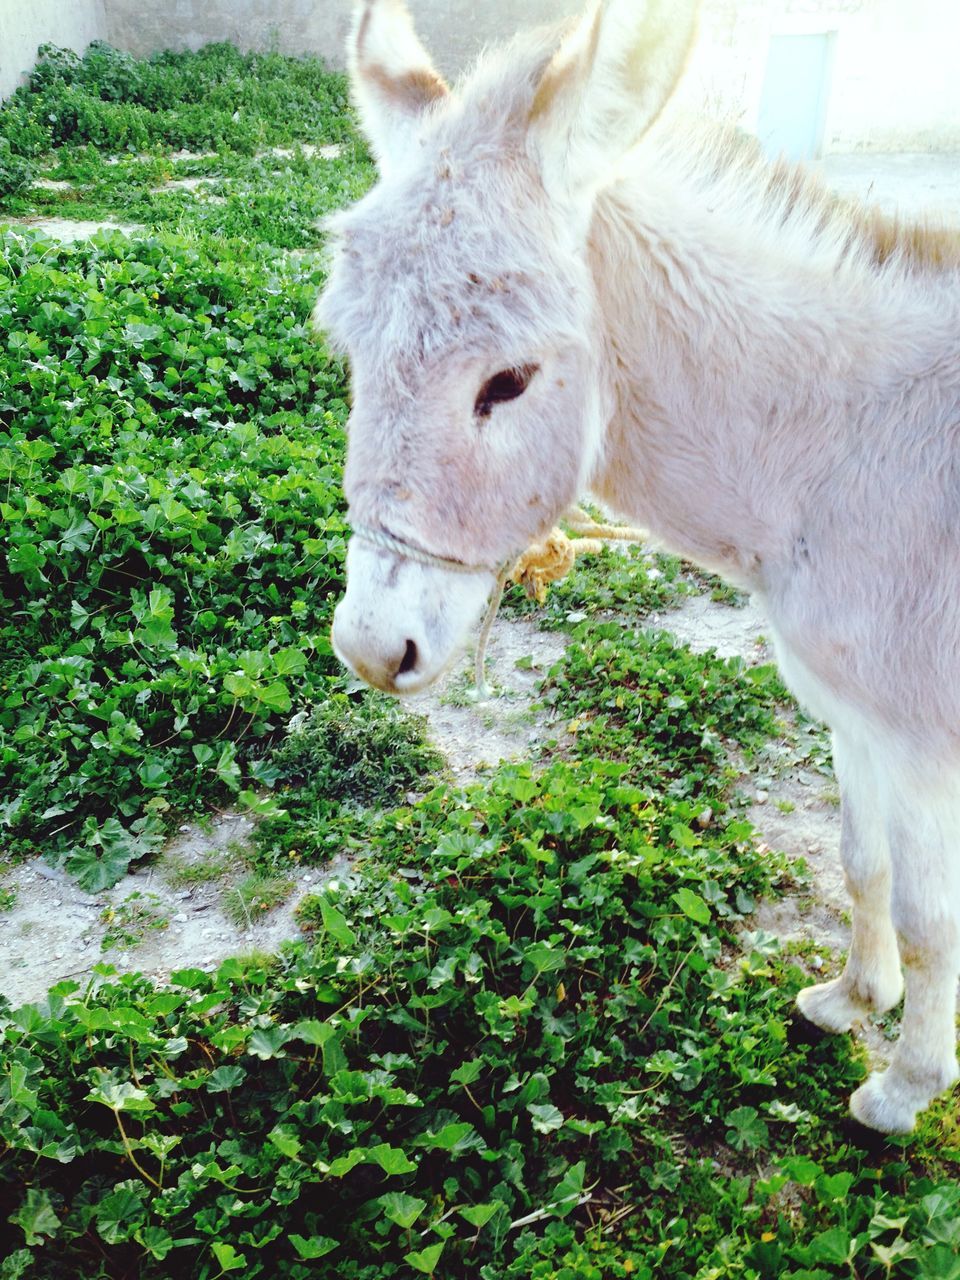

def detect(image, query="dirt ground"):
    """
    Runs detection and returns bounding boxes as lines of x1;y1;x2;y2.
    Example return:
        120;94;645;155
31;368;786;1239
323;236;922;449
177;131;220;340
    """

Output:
3;153;957;1043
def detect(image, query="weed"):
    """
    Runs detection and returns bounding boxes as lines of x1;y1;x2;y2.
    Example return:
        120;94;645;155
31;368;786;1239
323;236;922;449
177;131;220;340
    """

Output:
99;890;170;949
223;873;293;926
164;848;236;887
503;544;694;628
252;691;444;865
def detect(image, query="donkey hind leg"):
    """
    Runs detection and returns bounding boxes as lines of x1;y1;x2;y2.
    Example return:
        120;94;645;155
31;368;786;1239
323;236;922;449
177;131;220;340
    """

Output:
850;775;960;1134
796;736;903;1033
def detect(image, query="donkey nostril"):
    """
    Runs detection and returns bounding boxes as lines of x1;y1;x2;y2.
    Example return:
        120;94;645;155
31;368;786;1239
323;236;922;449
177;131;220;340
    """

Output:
397;639;419;677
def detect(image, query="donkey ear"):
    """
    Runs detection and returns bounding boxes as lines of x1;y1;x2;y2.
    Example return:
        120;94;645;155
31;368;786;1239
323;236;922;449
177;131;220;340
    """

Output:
349;0;449;175
529;0;698;204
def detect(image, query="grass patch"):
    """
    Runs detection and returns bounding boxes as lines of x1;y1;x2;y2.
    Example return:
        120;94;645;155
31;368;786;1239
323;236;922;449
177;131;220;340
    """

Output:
252;691;445;867
163;846;238;888
223;873;295;927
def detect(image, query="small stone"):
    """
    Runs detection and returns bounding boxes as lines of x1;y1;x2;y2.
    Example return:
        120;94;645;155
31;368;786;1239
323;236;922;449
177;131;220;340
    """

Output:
810;955;824;971
179;824;192;833
50;899;62;908
755;790;768;804
173;913;188;924
696;807;713;829
177;891;193;900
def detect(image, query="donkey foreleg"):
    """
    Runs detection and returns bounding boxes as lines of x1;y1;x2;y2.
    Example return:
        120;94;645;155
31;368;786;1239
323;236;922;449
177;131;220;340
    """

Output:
797;737;903;1032
849;780;960;1134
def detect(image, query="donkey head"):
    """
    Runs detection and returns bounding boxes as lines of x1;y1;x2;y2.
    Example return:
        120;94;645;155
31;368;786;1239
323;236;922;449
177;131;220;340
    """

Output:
319;0;697;693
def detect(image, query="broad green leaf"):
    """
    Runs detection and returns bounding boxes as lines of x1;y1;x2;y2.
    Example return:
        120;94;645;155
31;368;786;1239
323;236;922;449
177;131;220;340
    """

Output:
258;680;291;713
267;1126;302;1159
95;1186;146;1244
247;1026;291;1060
459;1202;502;1229
549;1161;586;1218
136;1227;175;1261
211;1242;246;1272
528;1103;564;1133
807;1227;853;1265
450;1059;484;1086
368;1143;416;1175
87;1080;156;1114
725;1105;768;1152
291;1019;335;1047
11;1189;60;1246
274;647;307;676
290;1235;339;1260
404;1243;444;1275
318;898;358;949
914;1245;960;1280
779;1155;822;1186
672;887;711;925
379;1192;427;1230
205;1066;246;1093
413;1122;475;1152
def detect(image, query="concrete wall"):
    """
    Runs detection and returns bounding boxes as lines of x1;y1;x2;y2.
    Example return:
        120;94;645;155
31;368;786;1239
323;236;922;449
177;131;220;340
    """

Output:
0;0;106;101
103;0;581;80
2;0;959;153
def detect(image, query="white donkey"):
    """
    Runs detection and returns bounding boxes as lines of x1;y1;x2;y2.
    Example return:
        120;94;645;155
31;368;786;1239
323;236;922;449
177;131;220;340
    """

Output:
319;0;960;1133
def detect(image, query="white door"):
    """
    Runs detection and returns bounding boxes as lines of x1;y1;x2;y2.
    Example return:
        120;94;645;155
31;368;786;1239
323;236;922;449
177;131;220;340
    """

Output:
757;33;835;162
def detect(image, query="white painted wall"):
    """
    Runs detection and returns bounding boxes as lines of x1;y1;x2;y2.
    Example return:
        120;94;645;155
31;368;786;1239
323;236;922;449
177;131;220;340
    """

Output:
822;0;960;152
0;0;106;101
678;0;960;154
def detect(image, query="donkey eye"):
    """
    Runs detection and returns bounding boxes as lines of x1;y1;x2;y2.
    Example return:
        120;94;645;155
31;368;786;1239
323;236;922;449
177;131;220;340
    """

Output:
474;363;540;419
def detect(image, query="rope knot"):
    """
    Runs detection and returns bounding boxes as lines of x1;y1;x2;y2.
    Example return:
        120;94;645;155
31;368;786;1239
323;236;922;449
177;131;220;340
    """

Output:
511;529;577;604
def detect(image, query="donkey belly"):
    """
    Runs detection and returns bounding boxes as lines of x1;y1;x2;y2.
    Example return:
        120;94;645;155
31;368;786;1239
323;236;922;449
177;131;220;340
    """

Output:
764;618;877;742
760;562;960;759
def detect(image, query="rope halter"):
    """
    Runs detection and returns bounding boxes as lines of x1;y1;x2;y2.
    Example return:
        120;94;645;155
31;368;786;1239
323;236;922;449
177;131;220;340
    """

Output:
350;524;514;700
350;507;646;701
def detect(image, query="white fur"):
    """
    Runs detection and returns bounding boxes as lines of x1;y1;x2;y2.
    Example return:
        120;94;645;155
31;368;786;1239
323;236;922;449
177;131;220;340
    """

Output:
322;0;960;1133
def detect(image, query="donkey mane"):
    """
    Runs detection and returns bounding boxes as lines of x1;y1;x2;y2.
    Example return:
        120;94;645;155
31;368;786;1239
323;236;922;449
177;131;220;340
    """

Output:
652;121;960;278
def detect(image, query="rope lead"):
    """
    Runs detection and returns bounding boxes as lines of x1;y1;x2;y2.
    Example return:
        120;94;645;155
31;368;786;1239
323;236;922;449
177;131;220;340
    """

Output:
472;506;645;700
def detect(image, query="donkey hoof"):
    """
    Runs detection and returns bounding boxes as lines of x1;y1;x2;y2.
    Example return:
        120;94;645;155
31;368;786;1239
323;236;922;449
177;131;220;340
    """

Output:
849;1072;920;1134
796;978;862;1033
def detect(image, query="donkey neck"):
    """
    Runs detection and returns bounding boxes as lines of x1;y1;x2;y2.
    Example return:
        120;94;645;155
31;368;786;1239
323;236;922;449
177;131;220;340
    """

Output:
584;152;934;590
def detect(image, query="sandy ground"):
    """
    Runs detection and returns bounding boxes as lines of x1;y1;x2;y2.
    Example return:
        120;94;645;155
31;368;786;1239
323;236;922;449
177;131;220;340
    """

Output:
818;151;960;220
